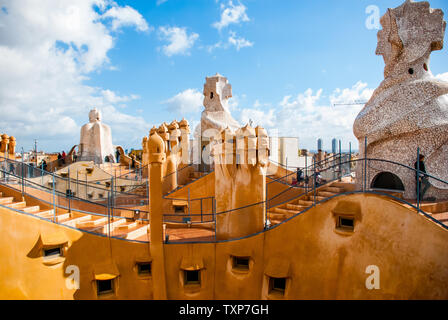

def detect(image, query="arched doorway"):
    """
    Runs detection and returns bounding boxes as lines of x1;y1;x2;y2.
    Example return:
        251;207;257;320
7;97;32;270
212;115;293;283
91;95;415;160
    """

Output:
371;172;405;191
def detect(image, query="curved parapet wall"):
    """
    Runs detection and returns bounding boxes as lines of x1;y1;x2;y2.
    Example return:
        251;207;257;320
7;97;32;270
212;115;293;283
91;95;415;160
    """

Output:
1;189;447;299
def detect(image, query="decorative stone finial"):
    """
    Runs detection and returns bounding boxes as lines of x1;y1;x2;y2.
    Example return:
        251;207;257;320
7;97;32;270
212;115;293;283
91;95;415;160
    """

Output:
88;108;101;123
376;0;446;79
148;132;166;164
8;136;16;155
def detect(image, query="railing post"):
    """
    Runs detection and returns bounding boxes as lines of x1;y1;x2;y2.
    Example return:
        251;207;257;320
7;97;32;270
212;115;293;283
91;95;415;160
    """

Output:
417;147;420;211
66;167;72;213
52;173;56;223
349;142;352;174
305;153;308;193
110;177;114;220
213;197;216;241
312;157;316;206
107;188;111;238
364;136;368;192
200;198;203;223
338;139;342;181
21;149;24;195
187;188;191;219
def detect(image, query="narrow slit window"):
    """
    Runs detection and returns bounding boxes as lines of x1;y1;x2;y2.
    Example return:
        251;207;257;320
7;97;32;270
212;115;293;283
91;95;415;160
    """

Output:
43;247;62;258
97;279;113;295
137;262;152;275
184;270;200;285
269;277;286;295
210;92;214;99
337;216;354;231
233;256;250;271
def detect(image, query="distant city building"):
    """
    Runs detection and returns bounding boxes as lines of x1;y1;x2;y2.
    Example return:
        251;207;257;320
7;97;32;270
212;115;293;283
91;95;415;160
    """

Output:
332;138;337;154
317;139;323;152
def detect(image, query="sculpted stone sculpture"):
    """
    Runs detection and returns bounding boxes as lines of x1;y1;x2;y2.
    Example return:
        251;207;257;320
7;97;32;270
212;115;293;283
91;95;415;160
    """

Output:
79;108;116;164
353;0;448;199
200;73;240;134
195;73;241;168
212;124;269;240
8;136;16;155
0;134;9;154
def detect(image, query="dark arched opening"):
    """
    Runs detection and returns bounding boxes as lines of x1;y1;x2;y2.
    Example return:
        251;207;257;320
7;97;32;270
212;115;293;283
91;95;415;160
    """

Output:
371;172;405;191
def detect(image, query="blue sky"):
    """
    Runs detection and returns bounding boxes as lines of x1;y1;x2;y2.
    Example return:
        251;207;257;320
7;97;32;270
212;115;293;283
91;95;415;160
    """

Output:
1;0;448;153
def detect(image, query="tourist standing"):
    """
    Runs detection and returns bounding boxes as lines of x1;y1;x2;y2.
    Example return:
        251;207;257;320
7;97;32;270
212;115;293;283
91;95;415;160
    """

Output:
116;149;120;163
414;154;430;201
62;151;66;165
296;167;304;185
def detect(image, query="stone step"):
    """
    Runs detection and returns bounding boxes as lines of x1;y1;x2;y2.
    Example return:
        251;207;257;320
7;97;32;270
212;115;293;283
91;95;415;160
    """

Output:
285;204;309;212
273;207;297;216
55;213;71;222
35;209;55;218
65;215;93;227
126;225;149;240
5;201;27;209
76;217;107;228
318;191;338;198
431;212;448;222
330;182;355;189
96;218;127;234
22;206;41;213
0;197;14;205
268;211;287;221
322;186;345;193
298;199;314;206
117;221;138;230
269;219;283;225
307;195;326;202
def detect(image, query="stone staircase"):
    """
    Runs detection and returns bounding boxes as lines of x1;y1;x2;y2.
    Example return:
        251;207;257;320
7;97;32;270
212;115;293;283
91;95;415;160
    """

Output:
0;192;59;219
168;170;208;194
0;191;149;240
420;202;448;226
267;181;354;226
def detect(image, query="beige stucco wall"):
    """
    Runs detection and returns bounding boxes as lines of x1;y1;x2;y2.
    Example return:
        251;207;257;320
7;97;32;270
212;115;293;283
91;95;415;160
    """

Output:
1;192;447;299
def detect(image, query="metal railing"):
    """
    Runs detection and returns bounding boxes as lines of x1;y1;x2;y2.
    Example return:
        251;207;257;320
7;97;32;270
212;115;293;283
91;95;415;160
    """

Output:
163;195;215;224
2;151;447;244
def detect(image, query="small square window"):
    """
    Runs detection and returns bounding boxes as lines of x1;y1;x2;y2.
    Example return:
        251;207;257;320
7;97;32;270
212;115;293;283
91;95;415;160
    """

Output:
97;279;113;296
43;247;62;259
337;216;354;231
269;277;286;295
184;270;200;285
232;256;250;271
174;206;185;214
137;262;151;275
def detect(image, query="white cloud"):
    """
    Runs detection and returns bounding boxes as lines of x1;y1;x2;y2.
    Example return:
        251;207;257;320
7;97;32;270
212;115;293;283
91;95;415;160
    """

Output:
237;82;374;150
158;26;199;57
228;31;253;50
0;0;151;151
102;4;150;32
206;31;253;52
213;0;250;31
436;72;448;82
162;89;203;115
101;89;140;104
